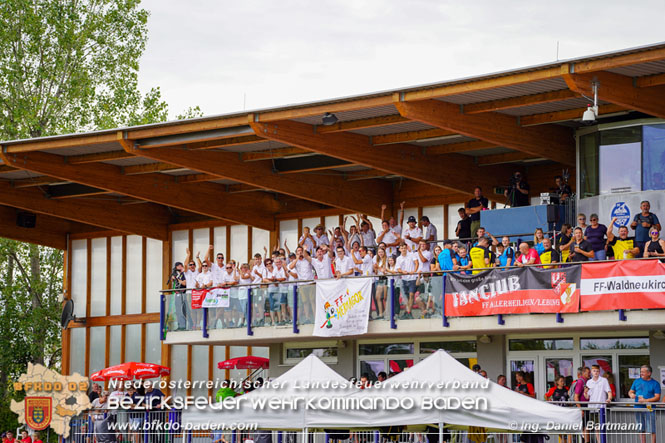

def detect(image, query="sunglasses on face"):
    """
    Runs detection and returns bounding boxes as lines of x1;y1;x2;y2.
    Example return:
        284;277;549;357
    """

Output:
578;218;586;221
189;263;195;267
202;265;208;268
226;266;232;270
651;231;659;236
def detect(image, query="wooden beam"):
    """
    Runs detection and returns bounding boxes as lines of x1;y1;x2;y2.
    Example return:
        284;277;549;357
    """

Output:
3;133;118;153
123;162;184;175
242;147;310;161
636;73;665;88
316;114;407;133
0;180;170;240
68;150;134;164
572;47;665;74
0;165;17;173
175;173;218;184
426;140;497;155
564;71;665;119
122;138;390;217
0;205;91;249
257;96;394;122
250;119;503;194
273;155;351;173
394;98;575;166
372;128;457;145
476;151;539;166
186;134;264;150
463;89;578;114
11;176;66;188
127;116;248;140
68;313;160;327
0;150;276;230
402;65;569;101
343;169;387;181
519;103;626;126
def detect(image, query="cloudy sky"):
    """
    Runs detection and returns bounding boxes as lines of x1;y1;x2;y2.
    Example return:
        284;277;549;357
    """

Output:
138;0;665;118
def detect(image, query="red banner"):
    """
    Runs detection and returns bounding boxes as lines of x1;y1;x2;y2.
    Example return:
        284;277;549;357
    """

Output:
444;266;580;317
191;289;206;309
580;259;665;310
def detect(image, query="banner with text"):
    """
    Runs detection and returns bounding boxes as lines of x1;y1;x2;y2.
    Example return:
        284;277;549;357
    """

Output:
581;259;665;311
191;288;230;309
444;266;580;316
314;277;372;337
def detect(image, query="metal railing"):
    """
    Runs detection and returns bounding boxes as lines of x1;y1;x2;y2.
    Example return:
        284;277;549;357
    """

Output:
159;256;665;341
63;404;665;443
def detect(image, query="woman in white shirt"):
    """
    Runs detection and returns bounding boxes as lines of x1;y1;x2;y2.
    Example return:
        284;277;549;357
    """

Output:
373;247;388;319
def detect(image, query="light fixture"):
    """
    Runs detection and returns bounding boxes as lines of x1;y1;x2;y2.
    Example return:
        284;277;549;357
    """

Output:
321;112;339;126
478;334;492;344
653;330;665;340
581;80;599;125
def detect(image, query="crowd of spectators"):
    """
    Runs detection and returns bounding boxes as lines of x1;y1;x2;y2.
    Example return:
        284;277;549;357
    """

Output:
164;196;663;329
1;431;39;443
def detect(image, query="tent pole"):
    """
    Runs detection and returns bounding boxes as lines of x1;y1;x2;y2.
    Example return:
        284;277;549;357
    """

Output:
302;427;308;443
439;422;444;443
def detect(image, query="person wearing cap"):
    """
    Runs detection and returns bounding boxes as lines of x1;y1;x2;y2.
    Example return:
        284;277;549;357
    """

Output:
466;186;489;240
420;216;437;250
472;364;481;373
504;171;530;207
403;215;423;252
437;240;457;272
312;224;330;248
358;214;377;251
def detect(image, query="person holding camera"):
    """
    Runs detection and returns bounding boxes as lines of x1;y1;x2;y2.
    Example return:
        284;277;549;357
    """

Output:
167;262;188;330
504;171;530;207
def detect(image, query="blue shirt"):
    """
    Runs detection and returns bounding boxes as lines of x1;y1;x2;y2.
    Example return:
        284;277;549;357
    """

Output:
499;247;514;267
629;378;661;408
457;256;470;274
633;213;660;243
438;249;455;271
534;242;546;255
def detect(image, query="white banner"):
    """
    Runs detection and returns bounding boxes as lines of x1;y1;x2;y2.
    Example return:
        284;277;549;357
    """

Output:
313;277;372;337
201;288;230;308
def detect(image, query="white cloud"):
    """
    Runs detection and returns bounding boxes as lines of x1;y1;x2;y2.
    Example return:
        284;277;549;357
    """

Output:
137;0;665;118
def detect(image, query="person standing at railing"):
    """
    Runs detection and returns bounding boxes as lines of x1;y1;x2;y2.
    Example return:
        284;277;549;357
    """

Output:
558;224;574;263
584;364;613;442
643;229;665;261
167;262;187;331
466;187;489;240
289;246;315;323
539;238;559;269
183;248;201;329
415;240;435;318
396;243;419;319
469;237;493;274
513;371;535;398
381;202;405;237
573;367;591;442
584;214;608;261
497;236;514;267
373;246;389;319
419;216;437;250
629;365;661;443
438;240;457;272
456;207;472;243
377;220;401;257
298;226;315;255
607;218;640;260
533;228;546;254
631;201;661;256
403;216;423;253
569;228;595;262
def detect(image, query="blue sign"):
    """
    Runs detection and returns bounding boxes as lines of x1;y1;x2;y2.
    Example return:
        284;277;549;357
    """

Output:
610;202;631;227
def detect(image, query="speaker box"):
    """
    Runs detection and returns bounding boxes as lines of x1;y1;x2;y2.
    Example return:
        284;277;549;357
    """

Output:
546;205;558;224
17;212;36;228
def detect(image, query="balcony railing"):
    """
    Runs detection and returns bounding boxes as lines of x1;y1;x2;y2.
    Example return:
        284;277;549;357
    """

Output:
159;256;665;341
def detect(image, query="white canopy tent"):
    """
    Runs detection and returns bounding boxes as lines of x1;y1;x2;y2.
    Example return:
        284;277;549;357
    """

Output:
182;351;581;432
182;353;359;430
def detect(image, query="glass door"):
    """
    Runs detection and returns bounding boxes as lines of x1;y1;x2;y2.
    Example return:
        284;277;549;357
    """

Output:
510;359;536;397
544;357;574;393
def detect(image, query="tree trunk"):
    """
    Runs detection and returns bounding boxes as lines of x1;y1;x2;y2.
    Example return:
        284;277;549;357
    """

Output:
30;245;45;366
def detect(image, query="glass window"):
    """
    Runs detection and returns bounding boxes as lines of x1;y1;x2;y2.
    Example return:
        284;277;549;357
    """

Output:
70;239;87;318
643;124;665;191
145;323;161;365
145;239;163;313
69;328;85;376
580;337;649;350
360;360;384;382
110;236;122;316
579;132;599;198
582;355;613;376
125;235;143;315
89;327;106;375
252;228;270;259
599;127;641;146
359;343;414;355
90;238;107;317
599;142;641;194
545;358;574;391
510;360;535;392
279;220;298;253
286;347;338;359
125;324;142;363
420;340;477;354
509;338;573;351
388;359;414;374
618;355;650;399
230;225;248;265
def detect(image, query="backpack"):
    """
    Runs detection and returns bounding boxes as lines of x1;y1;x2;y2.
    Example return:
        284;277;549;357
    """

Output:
568;378;579;399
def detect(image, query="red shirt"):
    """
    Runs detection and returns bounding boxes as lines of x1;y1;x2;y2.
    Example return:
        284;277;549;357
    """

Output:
518;248;541;265
4;438;16;443
21;437;32;443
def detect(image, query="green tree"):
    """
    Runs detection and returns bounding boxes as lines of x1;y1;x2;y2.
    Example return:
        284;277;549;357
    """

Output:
0;0;202;432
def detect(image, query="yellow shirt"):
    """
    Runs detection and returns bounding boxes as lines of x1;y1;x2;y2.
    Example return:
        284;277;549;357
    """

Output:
610;237;635;260
469;246;490;274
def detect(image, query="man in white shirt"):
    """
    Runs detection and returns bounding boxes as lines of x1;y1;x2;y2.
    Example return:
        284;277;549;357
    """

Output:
585;364;612;441
351;246;374;276
377;220;400;257
395;243;419;319
334;246;354;279
205;245;225;285
298;227;315;255
415;240;435;317
381;202;405;237
272;258;289;324
403;216;423;252
312;224;330;248
221;263;239;327
183;248;201;329
309;245;334;280
195;263;213;288
420;216;438;250
289;246;315;322
359;215;377;251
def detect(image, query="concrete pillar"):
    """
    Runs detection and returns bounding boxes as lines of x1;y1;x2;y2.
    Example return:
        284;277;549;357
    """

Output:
649;330;665;383
476;334;506;381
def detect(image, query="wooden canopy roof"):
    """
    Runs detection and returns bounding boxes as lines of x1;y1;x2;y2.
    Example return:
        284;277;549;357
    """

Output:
2;42;665;248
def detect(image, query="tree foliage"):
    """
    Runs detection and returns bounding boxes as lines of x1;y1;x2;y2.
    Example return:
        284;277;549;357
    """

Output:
0;0;171;139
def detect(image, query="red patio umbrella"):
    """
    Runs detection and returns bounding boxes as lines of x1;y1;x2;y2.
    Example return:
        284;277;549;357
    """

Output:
90;362;171;381
217;356;269;370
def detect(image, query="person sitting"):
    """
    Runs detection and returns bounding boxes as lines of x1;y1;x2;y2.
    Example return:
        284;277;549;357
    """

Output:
643;229;665;261
569;227;594;262
515;242;541;267
539;238;559;268
533;228;546;254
